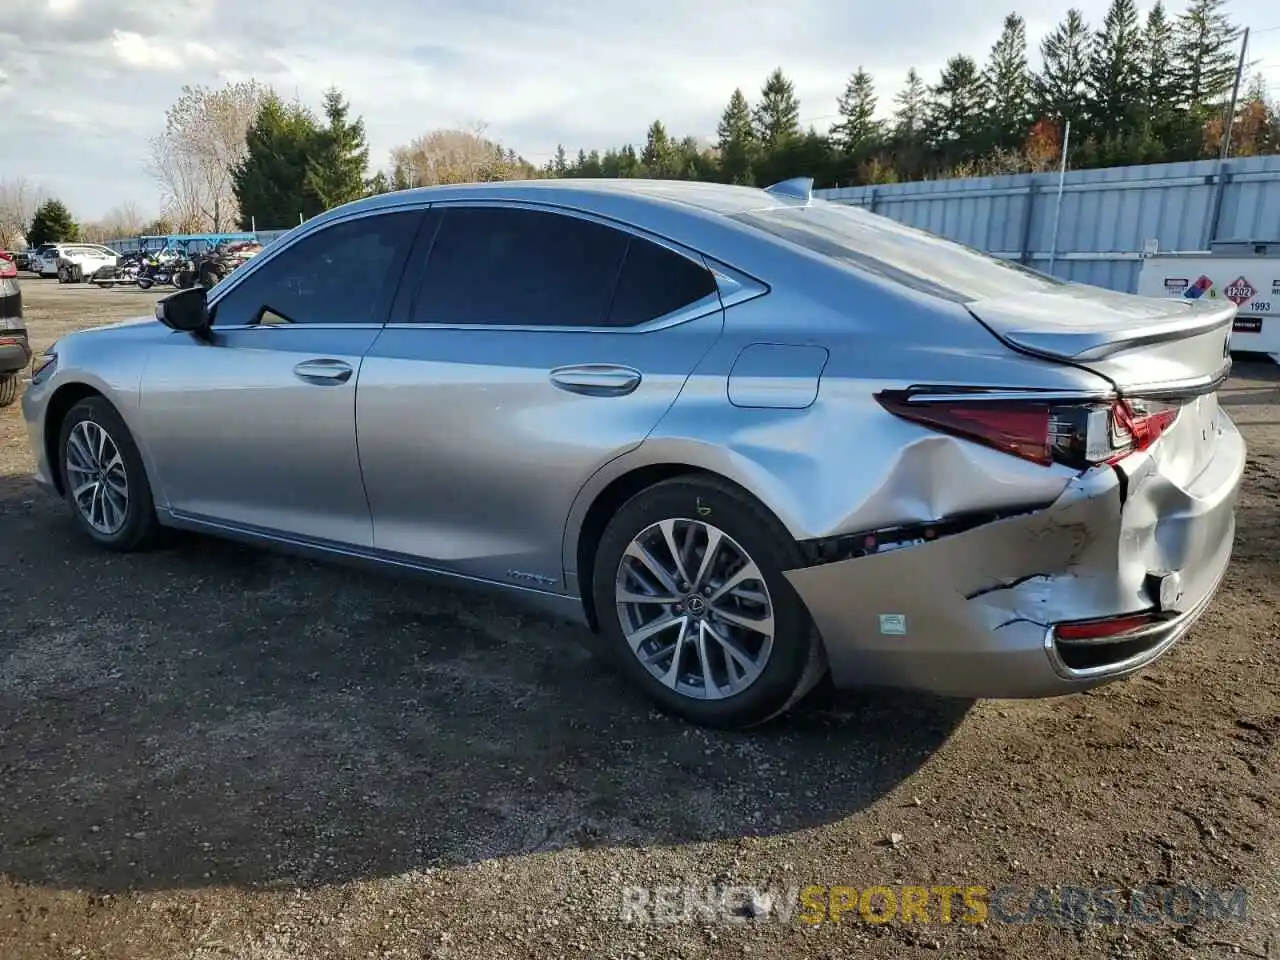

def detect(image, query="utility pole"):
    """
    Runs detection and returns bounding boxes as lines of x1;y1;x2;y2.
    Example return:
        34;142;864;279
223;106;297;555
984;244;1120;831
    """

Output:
1220;27;1250;162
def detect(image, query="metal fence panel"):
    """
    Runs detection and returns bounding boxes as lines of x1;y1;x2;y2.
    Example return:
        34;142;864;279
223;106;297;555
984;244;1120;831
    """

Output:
815;155;1280;293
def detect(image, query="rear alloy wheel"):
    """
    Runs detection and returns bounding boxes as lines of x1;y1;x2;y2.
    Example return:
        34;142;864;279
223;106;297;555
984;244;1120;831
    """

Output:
0;374;17;408
58;397;161;551
593;477;826;728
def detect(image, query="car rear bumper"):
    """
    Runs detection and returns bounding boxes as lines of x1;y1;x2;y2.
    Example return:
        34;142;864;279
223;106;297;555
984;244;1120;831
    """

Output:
784;403;1245;699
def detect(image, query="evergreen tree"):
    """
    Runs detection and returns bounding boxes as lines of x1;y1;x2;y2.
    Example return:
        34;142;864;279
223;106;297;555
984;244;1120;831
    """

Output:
1035;9;1093;126
553;144;569;176
983;14;1032;150
893;68;928;136
832;68;879;154
233;95;323;229
364;171;392;196
752;69;801;148
927;55;986;161
27;199;79;247
304;88;369;211
1087;0;1144;135
717;87;757;184
1174;0;1240;108
641;120;675;176
1141;3;1179;120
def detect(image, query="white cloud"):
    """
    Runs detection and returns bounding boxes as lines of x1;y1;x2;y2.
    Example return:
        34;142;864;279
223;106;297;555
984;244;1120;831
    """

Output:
1;0;1278;220
111;29;180;69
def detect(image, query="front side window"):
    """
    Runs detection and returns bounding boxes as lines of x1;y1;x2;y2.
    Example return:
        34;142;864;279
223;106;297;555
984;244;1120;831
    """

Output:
213;211;420;327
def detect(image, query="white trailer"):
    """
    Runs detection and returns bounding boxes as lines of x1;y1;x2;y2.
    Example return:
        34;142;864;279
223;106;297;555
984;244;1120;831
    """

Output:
1135;240;1280;362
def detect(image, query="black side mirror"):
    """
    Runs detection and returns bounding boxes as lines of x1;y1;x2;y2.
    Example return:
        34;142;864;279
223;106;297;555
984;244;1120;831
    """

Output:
155;286;212;343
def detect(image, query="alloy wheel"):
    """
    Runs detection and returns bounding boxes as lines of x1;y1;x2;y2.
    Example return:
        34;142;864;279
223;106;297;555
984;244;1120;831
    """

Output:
615;518;775;700
65;420;129;535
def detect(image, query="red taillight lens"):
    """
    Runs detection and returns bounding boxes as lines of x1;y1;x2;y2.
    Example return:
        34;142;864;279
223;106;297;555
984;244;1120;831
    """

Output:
1053;612;1161;640
876;391;1184;469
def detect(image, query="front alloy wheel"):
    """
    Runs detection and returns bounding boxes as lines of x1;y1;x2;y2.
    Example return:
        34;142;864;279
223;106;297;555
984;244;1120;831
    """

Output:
65;419;129;536
616;519;775;700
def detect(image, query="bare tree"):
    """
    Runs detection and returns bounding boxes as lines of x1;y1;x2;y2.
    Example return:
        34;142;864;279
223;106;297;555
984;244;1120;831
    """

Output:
389;122;534;186
147;81;272;232
0;176;44;248
82;202;149;244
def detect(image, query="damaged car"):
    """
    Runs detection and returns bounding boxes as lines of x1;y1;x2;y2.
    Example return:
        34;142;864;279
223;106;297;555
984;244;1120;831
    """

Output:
20;178;1245;727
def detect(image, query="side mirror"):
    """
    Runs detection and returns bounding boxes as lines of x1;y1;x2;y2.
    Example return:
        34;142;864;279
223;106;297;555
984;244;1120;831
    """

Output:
155;286;212;342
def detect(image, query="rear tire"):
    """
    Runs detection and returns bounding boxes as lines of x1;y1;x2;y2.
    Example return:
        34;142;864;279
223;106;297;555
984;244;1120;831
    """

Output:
591;476;826;728
0;375;17;408
57;397;162;552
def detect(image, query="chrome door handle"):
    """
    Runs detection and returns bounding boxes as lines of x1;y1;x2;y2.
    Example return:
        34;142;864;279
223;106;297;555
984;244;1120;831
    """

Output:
293;358;353;384
549;364;642;397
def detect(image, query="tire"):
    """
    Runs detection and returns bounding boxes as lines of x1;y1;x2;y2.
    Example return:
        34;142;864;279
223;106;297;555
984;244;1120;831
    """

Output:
198;265;224;289
57;397;162;551
591;476;826;728
136;277;153;290
0;374;17;408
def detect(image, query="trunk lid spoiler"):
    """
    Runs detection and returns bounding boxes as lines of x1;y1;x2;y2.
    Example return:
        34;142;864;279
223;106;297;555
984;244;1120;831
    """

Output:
967;284;1235;398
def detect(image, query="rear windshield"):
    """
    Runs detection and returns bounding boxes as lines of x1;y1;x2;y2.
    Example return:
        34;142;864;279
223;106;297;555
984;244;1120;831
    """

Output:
732;202;1065;303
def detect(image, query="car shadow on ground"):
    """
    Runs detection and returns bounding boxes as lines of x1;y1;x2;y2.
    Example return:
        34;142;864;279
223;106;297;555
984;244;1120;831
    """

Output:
0;473;971;894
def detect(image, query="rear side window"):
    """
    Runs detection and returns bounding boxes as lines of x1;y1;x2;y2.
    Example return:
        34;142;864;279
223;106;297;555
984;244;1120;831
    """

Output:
606;237;718;326
411;206;719;328
733;203;1064;304
414;207;627;326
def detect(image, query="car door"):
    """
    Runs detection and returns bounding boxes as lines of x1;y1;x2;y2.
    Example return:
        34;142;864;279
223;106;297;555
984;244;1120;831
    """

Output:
357;202;726;588
140;208;423;546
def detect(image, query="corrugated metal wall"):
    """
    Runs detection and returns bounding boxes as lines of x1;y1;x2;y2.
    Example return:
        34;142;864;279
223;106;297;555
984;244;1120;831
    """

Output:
815;154;1280;293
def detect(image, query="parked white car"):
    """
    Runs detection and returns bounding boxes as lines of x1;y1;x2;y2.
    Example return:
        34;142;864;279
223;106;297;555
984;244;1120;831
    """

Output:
53;244;121;282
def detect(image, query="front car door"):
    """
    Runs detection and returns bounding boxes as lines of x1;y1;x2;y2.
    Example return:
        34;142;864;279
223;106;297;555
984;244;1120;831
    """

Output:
357;202;725;589
140;208;422;546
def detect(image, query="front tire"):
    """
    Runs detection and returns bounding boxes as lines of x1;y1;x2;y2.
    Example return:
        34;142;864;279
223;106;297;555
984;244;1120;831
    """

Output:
58;397;161;551
592;477;826;728
0;374;17;407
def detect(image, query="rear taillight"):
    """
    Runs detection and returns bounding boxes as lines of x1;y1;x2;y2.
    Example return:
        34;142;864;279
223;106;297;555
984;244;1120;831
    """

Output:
875;391;1183;469
1053;611;1161;640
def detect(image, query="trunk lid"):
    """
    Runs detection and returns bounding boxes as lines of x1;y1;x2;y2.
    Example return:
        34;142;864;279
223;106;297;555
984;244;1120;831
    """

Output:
967;283;1235;398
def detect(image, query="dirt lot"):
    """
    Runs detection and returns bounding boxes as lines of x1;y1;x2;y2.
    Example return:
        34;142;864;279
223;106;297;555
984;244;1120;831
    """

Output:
1;278;1278;960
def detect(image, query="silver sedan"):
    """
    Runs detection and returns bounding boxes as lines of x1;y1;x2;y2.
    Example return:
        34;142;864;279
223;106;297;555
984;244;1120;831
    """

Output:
21;178;1246;727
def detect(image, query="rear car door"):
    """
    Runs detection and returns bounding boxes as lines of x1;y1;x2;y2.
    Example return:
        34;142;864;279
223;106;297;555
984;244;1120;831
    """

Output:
356;202;725;588
140;209;422;545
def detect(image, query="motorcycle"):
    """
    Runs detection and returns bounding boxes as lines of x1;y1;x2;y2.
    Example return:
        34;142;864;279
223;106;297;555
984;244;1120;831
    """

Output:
134;253;182;289
92;252;145;288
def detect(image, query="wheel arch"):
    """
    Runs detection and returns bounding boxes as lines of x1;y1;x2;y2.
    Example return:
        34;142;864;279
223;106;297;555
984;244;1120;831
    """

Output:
43;382;109;495
567;449;799;632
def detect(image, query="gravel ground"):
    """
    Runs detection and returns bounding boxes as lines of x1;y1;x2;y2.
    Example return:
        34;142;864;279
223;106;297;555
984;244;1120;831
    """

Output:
1;278;1277;960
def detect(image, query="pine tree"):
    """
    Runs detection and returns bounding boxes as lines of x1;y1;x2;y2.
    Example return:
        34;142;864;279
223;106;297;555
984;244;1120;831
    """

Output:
1035;9;1093;125
1174;0;1240;108
553;144;569;176
893;68;928;136
1087;0;1144;135
304;88;370;211
927;55;986;158
233;95;323;229
1141;2;1178;120
752;69;801;148
641;120;675;176
832;68;879;154
717;87;757;184
27;199;79;247
983;14;1032;150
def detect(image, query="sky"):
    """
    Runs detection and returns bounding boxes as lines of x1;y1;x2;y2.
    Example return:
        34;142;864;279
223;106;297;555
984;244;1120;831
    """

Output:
2;0;1280;221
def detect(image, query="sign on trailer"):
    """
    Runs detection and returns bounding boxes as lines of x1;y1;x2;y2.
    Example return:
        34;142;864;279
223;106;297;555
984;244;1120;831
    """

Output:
1136;255;1280;361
